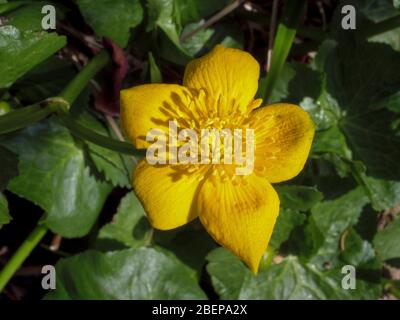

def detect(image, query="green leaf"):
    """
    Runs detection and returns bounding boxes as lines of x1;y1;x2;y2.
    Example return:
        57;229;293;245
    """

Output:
0;25;66;88
4;2;64;32
285;62;321;104
319;38;400;160
266;62;338;130
340;228;377;267
97;192;151;249
45;248;207;299
288;214;325;259
263;63;295;103
313;82;343;128
1;119;111;238
175;0;231;26
374;216;400;261
0;1;30;15
154;221;216;274
75;0;143;47
319;38;400;113
206;248;248;300
341;108;400;181
146;0;191;65
72;110;134;188
269;208;306;249
0;192;11;228
89;151;132;188
312;125;352;159
312;141;400;213
361;0;399;22
275;185;323;211
309;187;370;267
4;3;43;31
369;26;400;52
0;146;18;191
352;161;400;211
181;21;244;57
363;178;400;211
12;57;76;103
264;0;306;102
311;38;400;207
146;0;179;32
206;248;380;299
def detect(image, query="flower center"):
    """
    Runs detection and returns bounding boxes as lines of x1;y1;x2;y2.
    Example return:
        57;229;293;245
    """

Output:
145;89;263;181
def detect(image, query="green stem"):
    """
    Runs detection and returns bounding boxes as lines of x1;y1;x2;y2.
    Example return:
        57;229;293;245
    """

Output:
58;111;145;157
0;223;47;292
1;50;139;157
60;50;110;104
0;51;123;293
0;51;110;135
0;99;66;135
264;0;306;103
346;159;375;203
56;50;143;156
0;105;50;135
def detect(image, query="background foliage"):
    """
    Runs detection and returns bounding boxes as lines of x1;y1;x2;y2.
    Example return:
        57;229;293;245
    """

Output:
1;0;400;300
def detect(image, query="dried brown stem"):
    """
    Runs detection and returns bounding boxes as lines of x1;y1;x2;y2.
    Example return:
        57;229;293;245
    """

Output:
181;0;245;42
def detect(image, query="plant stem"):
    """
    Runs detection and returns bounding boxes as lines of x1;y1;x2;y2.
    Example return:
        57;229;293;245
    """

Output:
180;0;245;41
106;114;138;163
264;0;306;103
58;111;145;157
0;51;109;136
60;50;110;104
0;50;140;157
0;105;51;135
0;224;47;292
0;51;119;293
0;98;68;135
56;50;143;156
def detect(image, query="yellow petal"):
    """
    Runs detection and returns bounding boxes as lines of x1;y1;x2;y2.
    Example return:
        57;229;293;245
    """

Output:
250;103;315;183
120;84;192;148
183;45;260;116
132;160;202;230
197;173;280;273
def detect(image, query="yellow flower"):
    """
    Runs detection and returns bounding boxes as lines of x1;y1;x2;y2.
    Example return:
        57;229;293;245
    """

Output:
120;45;315;273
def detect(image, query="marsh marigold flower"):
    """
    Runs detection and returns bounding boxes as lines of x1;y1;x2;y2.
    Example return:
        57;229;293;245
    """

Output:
120;45;315;273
